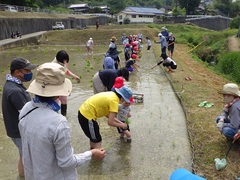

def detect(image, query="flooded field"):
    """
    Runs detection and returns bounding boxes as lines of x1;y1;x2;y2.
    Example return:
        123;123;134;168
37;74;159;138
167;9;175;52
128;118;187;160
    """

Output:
0;44;192;180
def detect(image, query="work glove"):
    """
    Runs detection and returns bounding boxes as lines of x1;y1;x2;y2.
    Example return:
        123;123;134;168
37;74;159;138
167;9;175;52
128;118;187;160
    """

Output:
217;120;224;132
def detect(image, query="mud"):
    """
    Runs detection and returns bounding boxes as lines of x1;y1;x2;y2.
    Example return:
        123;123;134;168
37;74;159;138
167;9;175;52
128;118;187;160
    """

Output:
0;44;192;179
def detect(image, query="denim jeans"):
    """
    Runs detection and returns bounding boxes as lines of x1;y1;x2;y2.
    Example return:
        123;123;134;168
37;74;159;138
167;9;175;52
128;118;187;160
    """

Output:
216;116;238;139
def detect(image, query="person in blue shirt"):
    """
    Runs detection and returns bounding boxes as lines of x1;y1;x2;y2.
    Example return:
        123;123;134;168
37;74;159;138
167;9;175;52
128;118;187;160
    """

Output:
156;33;167;55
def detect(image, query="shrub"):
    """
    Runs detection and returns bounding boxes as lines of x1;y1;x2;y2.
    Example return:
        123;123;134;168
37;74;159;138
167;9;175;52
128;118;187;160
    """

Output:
215;52;240;82
123;18;130;24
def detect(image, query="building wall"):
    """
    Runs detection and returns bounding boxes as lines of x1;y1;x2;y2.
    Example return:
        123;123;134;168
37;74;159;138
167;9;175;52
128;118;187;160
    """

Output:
118;13;154;24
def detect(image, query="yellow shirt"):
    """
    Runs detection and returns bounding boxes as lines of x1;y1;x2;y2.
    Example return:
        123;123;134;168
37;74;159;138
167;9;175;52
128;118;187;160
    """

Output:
79;92;119;120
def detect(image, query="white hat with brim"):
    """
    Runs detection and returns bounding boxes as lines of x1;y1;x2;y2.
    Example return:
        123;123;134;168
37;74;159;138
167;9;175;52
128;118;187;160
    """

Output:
219;83;240;97
27;63;72;97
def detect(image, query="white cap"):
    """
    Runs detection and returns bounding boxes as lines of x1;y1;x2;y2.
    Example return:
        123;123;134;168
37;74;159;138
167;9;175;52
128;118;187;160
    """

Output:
158;33;162;37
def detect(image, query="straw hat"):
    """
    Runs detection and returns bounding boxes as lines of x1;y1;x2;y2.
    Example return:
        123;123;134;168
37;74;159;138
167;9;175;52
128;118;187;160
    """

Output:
115;86;133;103
219;83;240;97
27;63;72;97
110;36;117;42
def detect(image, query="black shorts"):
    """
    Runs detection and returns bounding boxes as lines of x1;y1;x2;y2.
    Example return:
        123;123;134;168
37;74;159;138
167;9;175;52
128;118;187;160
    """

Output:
117;123;130;134
163;63;177;70
78;111;102;143
168;46;174;53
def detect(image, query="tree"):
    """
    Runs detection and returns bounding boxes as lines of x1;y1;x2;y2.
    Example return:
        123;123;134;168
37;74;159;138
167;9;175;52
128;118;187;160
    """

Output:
178;0;201;15
214;0;240;18
107;0;126;14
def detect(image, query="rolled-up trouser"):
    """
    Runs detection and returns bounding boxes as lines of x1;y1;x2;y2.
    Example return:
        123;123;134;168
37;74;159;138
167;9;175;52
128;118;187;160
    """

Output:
93;72;107;94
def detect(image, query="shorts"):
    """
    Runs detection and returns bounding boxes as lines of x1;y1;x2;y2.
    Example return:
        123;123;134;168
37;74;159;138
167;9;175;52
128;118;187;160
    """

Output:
93;72;106;94
163;63;177;70
127;66;133;72
168;46;174;53
78;111;102;143
117;123;130;134
11;138;22;156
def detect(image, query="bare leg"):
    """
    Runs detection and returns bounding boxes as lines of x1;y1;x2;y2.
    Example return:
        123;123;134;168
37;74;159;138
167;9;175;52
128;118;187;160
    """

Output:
18;156;24;177
90;141;102;149
123;130;131;138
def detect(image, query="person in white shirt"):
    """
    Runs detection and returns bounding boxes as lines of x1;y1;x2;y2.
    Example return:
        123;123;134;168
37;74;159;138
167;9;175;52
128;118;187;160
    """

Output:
86;37;94;55
151;53;177;72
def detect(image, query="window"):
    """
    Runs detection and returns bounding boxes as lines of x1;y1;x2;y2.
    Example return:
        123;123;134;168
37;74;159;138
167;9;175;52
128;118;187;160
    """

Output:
119;15;122;20
132;15;136;18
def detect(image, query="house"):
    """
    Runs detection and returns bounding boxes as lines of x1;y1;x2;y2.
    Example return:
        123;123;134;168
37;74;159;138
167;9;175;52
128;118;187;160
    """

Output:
98;5;110;14
68;3;90;13
117;6;164;24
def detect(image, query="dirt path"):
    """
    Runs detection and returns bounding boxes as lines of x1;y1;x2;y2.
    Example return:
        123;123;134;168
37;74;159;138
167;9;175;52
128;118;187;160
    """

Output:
228;36;240;51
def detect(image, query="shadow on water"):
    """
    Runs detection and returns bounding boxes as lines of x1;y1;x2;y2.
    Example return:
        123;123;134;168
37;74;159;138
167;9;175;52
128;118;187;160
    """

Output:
0;45;192;179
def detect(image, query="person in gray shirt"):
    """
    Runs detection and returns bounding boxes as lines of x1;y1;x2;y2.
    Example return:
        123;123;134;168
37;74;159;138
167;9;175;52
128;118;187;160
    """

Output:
2;58;37;178
19;63;106;180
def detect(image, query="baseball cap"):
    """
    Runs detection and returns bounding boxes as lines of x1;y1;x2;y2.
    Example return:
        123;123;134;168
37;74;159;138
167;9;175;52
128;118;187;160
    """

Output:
10;58;37;72
113;77;124;89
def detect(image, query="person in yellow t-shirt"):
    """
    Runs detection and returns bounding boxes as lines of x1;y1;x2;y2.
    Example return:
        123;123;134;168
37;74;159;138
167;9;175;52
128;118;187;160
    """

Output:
78;86;132;149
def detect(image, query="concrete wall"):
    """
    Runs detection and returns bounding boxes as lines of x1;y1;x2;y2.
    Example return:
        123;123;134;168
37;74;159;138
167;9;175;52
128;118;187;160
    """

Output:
0;16;109;40
164;16;231;31
186;16;231;31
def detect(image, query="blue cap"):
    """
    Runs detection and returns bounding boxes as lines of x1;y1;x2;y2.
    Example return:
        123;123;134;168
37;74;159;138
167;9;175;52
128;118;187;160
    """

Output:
170;168;205;180
115;86;132;103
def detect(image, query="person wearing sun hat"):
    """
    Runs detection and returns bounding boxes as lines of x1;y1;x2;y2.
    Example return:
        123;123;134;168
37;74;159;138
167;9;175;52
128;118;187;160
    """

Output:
216;83;240;140
111;76;124;91
2;57;37;178
18;63;106;180
93;68;129;94
117;94;134;142
106;36;121;69
78;85;133;149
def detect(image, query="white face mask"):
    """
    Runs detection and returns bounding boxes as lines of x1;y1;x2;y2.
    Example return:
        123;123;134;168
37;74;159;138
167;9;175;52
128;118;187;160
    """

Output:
223;95;235;104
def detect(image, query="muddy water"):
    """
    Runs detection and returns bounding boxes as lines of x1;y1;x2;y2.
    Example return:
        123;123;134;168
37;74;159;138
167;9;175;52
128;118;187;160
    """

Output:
0;45;192;180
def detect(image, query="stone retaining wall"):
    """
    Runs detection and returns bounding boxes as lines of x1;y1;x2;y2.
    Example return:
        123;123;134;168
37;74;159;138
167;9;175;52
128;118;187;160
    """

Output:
0;16;109;40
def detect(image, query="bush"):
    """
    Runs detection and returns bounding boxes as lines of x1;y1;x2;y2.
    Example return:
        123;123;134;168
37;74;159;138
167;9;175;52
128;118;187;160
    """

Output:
215;52;240;82
230;16;240;29
123;18;130;24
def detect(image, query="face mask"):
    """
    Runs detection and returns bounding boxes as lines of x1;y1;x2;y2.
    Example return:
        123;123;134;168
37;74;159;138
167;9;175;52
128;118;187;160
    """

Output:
223;96;235;104
23;72;33;81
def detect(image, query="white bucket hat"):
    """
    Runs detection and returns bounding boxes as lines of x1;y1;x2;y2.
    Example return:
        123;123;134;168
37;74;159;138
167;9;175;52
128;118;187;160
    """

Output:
219;83;240;97
27;63;72;97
